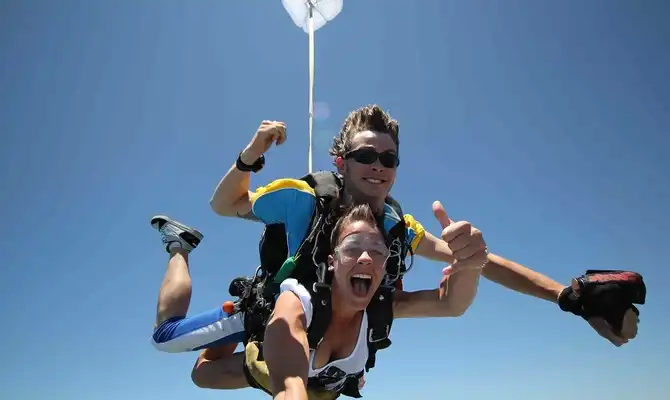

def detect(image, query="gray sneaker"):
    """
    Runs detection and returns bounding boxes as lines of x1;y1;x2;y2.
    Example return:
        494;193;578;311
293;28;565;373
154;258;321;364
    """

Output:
150;215;203;253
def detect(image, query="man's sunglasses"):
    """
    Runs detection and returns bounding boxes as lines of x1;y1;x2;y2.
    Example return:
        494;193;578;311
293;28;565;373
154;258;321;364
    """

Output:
343;148;400;168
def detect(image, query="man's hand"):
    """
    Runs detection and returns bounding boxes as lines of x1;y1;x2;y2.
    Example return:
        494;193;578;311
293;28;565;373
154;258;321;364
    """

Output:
241;120;287;164
558;270;645;347
432;201;487;297
586;309;639;346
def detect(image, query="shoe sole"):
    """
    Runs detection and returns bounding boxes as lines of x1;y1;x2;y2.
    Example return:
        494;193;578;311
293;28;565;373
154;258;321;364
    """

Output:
150;215;204;241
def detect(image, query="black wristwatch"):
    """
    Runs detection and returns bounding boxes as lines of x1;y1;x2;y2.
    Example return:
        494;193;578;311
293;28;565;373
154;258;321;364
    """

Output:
236;152;265;173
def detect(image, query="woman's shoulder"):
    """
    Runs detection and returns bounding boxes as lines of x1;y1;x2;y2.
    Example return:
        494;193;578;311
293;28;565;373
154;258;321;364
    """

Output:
279;278;314;327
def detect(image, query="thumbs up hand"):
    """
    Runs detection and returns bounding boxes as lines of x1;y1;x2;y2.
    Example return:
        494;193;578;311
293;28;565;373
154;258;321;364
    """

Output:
432;201;488;279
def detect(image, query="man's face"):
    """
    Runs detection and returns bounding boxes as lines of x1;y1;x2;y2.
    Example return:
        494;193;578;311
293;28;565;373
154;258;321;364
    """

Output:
338;130;399;201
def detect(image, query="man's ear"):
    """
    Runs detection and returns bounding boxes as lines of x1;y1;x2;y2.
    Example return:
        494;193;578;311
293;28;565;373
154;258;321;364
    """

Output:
335;156;345;174
327;254;335;271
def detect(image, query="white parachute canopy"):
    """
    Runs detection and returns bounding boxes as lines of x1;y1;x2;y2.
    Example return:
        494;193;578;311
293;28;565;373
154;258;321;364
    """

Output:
282;0;343;33
281;0;343;173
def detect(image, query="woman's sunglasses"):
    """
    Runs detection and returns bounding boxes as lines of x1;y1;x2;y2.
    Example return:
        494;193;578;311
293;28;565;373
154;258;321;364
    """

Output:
335;234;390;266
343;148;400;168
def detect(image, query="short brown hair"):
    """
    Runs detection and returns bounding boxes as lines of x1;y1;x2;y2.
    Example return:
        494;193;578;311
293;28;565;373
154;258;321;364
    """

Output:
330;203;381;249
328;104;399;160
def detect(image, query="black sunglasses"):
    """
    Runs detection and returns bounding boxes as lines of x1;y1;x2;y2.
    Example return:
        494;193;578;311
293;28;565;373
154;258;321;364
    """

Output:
343;148;400;168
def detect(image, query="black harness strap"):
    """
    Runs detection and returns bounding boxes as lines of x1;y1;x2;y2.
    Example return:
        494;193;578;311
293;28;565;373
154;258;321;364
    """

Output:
307;262;334;349
364;285;395;372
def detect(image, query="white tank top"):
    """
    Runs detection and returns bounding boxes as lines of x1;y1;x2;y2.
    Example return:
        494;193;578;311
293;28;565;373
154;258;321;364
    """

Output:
279;278;368;392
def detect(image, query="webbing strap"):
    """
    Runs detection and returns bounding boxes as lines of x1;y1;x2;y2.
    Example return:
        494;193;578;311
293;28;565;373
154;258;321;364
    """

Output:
365;286;394;372
307;262;332;348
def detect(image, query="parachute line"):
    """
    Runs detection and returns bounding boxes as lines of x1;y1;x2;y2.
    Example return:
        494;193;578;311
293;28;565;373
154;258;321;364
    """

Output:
282;0;343;173
307;1;315;174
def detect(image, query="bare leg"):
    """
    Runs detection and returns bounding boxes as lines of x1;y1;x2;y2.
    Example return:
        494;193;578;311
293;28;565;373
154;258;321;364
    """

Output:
149;215;247;354
192;348;249;389
155;248;192;327
150;215;203;327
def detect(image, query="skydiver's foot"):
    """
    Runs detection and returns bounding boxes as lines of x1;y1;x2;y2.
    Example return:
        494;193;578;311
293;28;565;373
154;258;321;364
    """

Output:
150;215;203;253
229;276;253;298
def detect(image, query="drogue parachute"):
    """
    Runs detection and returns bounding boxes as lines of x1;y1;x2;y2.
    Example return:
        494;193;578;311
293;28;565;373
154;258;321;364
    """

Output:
282;0;343;33
281;0;343;173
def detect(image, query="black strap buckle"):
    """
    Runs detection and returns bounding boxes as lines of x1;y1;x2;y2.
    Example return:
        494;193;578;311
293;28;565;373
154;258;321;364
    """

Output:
312;262;331;292
378;284;396;294
312;282;330;293
368;324;390;343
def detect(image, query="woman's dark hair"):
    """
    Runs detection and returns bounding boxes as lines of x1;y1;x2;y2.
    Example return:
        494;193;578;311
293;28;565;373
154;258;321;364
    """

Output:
329;203;380;249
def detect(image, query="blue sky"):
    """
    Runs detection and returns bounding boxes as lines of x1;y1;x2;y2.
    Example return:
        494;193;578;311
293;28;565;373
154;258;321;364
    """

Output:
1;0;669;399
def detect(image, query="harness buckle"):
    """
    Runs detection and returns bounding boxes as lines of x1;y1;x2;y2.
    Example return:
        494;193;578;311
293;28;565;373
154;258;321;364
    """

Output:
368;324;390;343
379;284;396;294
312;282;331;293
243;265;265;300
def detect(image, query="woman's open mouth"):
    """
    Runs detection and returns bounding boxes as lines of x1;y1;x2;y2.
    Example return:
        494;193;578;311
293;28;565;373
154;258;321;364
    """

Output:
350;273;372;297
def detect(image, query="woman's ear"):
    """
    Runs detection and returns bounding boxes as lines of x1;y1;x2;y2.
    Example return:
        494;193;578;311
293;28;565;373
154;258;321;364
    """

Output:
327;254;335;271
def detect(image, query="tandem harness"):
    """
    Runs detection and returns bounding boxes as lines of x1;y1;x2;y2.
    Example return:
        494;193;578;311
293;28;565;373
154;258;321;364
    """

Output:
234;171;414;398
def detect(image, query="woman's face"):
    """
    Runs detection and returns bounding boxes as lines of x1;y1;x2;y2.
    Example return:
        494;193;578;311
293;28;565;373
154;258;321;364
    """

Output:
329;220;389;310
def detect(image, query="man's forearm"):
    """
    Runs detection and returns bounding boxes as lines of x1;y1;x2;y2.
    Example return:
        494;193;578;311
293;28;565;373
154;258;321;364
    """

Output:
483;253;564;303
414;232;565;303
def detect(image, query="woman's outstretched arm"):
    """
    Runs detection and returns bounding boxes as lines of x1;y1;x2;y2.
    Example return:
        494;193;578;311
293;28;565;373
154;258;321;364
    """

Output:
264;291;311;400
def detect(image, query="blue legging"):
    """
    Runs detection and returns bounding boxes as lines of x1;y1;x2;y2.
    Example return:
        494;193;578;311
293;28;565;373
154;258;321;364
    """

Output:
151;307;246;353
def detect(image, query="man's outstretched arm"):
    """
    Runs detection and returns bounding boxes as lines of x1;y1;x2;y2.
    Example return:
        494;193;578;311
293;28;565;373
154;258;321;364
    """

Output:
480;252;564;303
415;230;563;302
